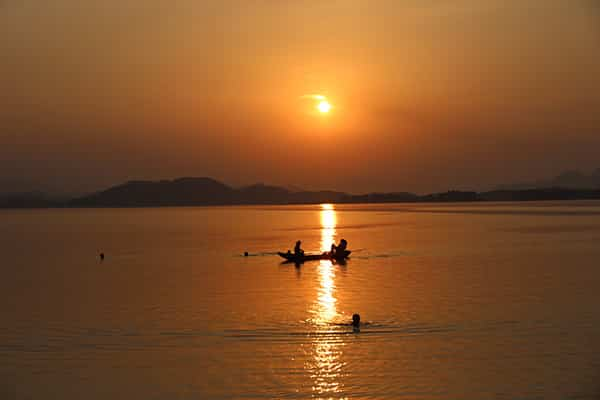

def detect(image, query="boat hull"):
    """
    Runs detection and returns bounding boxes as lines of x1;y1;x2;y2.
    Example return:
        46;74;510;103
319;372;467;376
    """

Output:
278;250;351;263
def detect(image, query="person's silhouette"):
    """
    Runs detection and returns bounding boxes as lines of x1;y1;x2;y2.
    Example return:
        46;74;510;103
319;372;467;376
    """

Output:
352;313;361;332
294;240;304;256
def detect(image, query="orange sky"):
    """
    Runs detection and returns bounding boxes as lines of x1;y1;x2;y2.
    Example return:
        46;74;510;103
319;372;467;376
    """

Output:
1;0;600;194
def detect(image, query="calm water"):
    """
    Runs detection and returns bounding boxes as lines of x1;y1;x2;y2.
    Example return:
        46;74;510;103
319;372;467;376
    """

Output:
2;202;600;399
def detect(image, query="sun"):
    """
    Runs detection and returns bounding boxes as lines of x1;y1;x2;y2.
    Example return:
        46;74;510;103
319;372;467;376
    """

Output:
300;94;333;115
317;100;331;113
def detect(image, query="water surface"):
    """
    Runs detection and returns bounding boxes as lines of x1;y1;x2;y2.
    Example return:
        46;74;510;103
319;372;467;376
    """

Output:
2;202;600;399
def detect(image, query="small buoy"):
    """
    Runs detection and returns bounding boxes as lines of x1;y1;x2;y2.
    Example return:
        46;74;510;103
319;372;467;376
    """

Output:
244;252;249;257
100;253;105;261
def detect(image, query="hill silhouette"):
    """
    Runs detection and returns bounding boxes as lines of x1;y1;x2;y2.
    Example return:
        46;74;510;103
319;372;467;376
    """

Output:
3;176;600;208
68;178;600;207
70;177;236;207
69;178;350;207
497;169;600;190
0;191;59;208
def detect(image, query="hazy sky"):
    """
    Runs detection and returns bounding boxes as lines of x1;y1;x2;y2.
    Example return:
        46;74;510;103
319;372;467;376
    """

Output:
2;0;600;194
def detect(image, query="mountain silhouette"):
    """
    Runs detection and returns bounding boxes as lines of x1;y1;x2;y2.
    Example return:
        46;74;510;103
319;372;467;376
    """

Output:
69;177;600;208
0;191;59;208
71;177;236;207
497;169;600;190
69;178;349;207
238;183;292;204
3;174;600;208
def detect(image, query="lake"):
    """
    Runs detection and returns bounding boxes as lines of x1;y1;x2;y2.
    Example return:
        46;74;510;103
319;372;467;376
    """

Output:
2;201;600;399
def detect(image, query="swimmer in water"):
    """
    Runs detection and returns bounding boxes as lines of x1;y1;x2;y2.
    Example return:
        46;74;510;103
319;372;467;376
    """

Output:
352;313;361;328
333;313;366;330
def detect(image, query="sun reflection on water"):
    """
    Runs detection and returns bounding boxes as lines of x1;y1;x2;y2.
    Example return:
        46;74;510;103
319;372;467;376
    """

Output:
307;204;347;398
315;204;337;324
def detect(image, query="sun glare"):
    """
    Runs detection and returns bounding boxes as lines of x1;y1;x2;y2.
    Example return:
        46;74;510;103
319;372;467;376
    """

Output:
317;100;331;113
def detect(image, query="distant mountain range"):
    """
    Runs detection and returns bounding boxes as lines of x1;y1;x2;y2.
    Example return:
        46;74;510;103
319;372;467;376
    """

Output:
0;191;62;208
496;169;600;190
68;178;356;207
2;171;600;208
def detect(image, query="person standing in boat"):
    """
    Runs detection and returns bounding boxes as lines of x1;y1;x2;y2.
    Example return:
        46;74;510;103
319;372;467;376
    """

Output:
294;240;304;256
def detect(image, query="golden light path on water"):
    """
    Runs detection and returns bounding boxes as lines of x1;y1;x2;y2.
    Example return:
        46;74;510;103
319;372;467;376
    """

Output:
307;204;347;398
317;204;337;322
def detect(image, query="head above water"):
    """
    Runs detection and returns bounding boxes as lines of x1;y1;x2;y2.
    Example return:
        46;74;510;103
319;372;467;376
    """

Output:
352;313;360;326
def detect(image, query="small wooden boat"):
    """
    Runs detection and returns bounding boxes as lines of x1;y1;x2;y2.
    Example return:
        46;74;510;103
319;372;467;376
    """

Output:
278;250;351;263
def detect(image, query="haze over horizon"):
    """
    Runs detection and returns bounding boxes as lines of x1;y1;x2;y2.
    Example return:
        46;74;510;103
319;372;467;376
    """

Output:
2;0;600;195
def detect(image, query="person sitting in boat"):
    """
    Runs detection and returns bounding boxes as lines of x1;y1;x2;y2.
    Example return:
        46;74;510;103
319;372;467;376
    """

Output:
294;240;304;256
330;243;337;256
330;239;348;257
336;238;348;254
